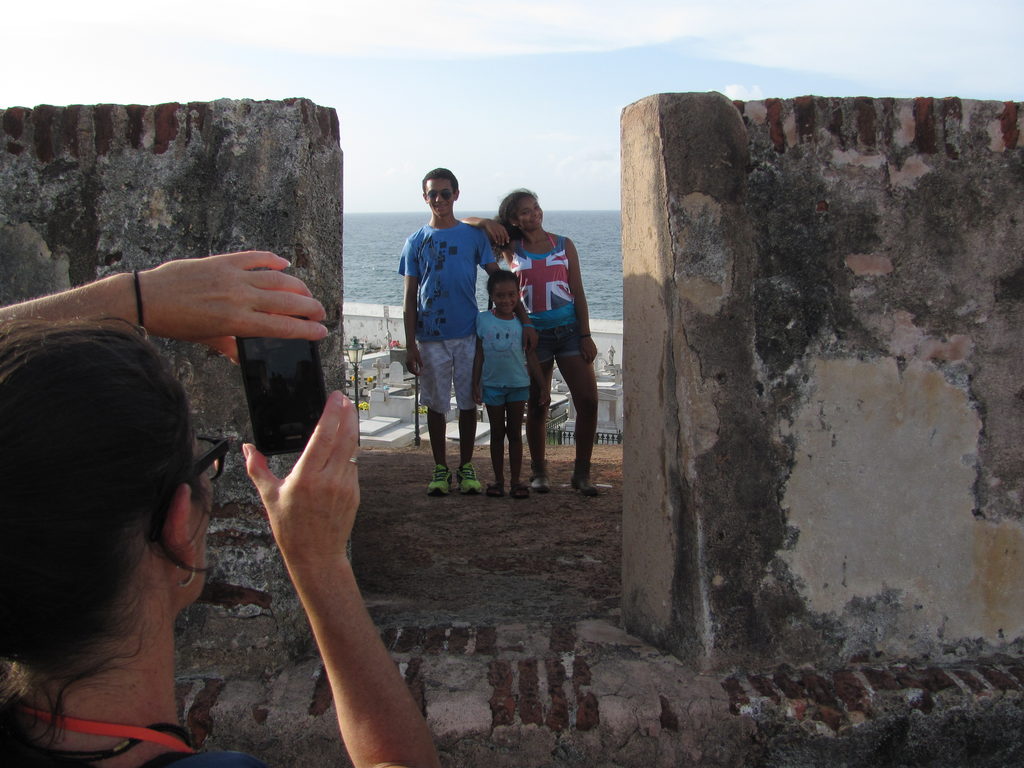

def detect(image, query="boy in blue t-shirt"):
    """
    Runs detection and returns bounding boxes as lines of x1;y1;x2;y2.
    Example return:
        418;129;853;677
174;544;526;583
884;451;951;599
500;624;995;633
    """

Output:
399;168;503;496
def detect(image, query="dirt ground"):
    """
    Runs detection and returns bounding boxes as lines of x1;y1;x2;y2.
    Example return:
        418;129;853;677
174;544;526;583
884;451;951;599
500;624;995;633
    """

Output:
350;443;623;629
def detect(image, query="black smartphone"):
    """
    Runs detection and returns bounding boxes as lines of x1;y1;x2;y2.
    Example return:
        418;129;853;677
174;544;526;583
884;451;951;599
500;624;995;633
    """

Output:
237;337;327;455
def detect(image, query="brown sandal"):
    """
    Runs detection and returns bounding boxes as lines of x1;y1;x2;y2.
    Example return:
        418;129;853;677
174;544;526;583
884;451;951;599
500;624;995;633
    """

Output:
486;483;505;498
511;484;530;499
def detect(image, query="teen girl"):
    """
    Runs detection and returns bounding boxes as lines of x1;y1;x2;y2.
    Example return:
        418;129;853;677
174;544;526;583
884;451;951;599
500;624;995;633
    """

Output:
473;270;548;499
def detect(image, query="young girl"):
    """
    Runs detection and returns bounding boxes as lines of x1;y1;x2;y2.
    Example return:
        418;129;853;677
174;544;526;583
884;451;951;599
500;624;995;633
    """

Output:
473;270;548;498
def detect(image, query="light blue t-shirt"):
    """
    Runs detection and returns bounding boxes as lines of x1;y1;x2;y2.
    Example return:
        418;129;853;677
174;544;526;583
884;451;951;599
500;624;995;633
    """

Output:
399;222;495;341
476;311;529;389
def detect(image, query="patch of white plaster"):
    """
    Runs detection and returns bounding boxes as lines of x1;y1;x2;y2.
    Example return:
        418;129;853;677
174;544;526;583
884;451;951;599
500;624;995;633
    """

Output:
831;149;887;169
0;222;71;301
679;277;724;311
744;101;768;125
896;104;916;147
969;521;1024;638
887;310;927;358
890;155;932;188
147;188;174;229
986;114;1015;153
673;194;729;313
920;335;973;362
845;253;893;276
781;357;1021;644
783;112;797;149
878;311;973;363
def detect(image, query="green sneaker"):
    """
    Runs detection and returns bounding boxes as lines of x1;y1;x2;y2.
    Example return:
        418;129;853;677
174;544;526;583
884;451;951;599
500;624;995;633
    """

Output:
456;462;482;494
427;464;451;496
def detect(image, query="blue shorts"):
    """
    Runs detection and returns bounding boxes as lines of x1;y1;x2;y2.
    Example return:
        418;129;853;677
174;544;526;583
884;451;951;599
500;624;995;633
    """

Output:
482;385;530;406
534;322;581;364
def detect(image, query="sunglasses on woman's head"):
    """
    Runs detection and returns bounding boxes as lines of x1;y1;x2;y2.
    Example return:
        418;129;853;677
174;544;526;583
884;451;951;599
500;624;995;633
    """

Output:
194;436;230;481
148;436;230;541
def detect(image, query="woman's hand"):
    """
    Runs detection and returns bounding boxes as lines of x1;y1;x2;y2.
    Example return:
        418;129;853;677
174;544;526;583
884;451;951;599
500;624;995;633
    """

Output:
480;219;510;247
462;217;509;247
537;387;551;409
243;391;359;566
140;251;328;361
580;335;598;364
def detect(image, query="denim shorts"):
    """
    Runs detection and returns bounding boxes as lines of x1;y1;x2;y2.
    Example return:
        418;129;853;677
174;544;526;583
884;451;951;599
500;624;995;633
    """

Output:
533;322;581;364
482;385;530;406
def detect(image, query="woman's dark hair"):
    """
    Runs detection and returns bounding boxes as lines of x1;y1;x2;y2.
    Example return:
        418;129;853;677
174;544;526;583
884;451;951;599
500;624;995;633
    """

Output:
0;319;196;708
496;189;538;242
486;268;519;298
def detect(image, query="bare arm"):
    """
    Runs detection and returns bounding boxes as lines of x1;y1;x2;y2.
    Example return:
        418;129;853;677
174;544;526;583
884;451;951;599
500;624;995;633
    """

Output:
402;275;422;375
462;216;509;247
0;251;328;361
525;348;549;408
564;238;597;363
473;336;484;405
244;393;440;768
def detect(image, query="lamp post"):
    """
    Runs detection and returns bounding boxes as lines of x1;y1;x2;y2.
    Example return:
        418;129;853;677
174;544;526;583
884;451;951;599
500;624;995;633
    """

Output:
413;373;421;446
345;338;365;444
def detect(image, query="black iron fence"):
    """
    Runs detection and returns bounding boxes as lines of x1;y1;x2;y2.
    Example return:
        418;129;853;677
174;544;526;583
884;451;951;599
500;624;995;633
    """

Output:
545;411;623;445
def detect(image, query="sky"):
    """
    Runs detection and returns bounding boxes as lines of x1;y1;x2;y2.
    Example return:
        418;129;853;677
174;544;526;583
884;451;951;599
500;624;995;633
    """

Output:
4;1;1021;212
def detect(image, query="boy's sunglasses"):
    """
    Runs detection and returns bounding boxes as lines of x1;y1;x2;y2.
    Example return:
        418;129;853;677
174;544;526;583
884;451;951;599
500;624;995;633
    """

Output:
425;189;453;201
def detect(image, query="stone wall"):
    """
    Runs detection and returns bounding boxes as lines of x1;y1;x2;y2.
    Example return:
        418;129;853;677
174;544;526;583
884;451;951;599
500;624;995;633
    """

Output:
1;98;348;761
6;90;1024;765
622;93;1024;671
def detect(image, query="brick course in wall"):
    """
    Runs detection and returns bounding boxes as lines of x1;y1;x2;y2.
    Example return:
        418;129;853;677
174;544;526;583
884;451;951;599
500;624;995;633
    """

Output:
1;100;339;162
734;96;1021;155
724;659;1024;731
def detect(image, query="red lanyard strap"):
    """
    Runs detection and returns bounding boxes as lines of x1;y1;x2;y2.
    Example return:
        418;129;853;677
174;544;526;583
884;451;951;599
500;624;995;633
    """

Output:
19;705;195;754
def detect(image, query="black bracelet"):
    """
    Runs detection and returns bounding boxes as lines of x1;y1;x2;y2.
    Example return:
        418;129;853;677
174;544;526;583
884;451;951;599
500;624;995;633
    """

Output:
580;333;592;338
133;270;145;327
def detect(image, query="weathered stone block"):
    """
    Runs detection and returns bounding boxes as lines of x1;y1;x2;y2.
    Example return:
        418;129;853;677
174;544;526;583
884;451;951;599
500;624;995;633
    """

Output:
0;97;344;679
622;92;1024;669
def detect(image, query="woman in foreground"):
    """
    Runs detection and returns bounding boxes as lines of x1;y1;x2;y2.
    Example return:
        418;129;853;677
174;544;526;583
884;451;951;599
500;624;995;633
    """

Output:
0;258;439;766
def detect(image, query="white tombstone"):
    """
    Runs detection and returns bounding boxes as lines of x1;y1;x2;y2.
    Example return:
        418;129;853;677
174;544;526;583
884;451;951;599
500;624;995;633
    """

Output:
388;361;406;386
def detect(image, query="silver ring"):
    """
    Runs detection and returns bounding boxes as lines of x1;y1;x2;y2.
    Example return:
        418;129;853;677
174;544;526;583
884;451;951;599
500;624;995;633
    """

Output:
348;457;359;464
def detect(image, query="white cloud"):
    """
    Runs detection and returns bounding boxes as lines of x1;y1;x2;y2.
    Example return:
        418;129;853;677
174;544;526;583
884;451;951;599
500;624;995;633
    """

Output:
5;0;700;58
7;0;1020;96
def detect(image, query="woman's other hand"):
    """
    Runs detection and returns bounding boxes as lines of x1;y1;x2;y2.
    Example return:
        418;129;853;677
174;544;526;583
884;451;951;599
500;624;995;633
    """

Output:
243;391;359;566
581;335;598;364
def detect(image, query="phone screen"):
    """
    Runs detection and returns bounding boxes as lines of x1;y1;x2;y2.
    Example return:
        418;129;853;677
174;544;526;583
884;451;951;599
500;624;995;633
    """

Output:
237;337;327;455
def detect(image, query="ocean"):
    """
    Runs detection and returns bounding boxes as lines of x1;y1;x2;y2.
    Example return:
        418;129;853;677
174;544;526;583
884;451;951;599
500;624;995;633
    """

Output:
342;210;623;321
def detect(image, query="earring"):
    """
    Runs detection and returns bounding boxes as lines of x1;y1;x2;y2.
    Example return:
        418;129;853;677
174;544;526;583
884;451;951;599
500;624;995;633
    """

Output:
178;568;196;588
